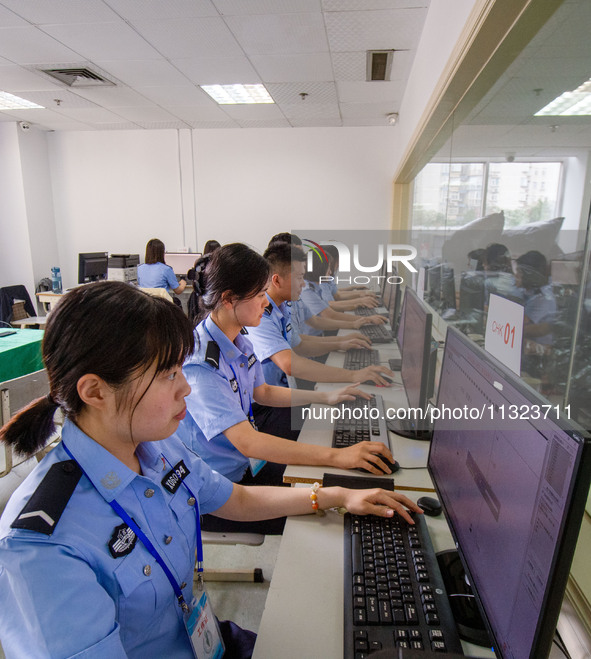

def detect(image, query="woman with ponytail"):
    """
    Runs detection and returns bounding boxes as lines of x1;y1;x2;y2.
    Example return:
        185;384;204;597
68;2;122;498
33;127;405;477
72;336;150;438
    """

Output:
0;281;420;659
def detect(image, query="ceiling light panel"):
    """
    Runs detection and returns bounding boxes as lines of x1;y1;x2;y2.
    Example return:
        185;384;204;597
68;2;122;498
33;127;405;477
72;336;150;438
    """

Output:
200;84;274;104
536;78;591;116
0;91;44;109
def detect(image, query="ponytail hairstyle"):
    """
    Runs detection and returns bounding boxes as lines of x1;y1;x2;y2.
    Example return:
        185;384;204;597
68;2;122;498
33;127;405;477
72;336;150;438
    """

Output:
197;243;270;321
0;281;194;457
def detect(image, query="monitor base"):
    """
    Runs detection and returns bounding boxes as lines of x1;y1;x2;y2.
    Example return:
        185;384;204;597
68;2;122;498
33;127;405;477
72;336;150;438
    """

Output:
436;549;491;648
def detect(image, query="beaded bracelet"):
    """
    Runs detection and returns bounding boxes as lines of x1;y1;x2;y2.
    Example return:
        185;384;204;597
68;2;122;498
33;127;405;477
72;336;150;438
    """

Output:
310;482;325;516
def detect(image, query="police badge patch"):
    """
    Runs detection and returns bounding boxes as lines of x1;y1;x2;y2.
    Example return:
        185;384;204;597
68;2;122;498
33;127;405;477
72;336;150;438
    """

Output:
108;522;137;558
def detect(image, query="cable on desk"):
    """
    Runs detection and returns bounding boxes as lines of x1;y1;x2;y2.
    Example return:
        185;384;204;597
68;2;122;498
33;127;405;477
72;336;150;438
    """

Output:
397;464;429;470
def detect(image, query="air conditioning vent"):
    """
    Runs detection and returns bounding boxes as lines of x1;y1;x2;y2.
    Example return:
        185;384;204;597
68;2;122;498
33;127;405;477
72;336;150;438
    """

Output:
41;68;115;87
366;51;394;81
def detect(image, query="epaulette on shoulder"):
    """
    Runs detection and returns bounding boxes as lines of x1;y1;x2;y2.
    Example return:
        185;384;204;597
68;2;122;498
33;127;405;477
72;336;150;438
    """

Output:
264;302;273;316
240;327;249;335
11;460;82;535
204;340;221;369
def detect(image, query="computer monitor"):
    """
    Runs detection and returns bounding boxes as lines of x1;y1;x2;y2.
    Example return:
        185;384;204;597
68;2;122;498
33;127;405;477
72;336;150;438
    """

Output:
456;271;486;335
388;284;405;350
387;288;435;439
165;252;202;277
426;264;456;313
78;252;108;284
429;326;591;659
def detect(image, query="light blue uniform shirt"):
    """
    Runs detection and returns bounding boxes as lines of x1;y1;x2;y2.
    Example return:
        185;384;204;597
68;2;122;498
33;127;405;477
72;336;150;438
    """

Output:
319;280;336;303
247;294;300;388
137;262;179;291
0;419;233;659
291;298;314;336
299;281;329;336
179;315;265;482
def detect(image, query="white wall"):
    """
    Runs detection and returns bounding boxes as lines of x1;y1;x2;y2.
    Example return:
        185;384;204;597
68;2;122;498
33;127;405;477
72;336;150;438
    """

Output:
192;127;397;252
0;123;36;301
44;126;398;286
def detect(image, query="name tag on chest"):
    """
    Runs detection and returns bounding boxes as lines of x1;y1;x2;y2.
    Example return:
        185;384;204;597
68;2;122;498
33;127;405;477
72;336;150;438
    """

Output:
162;460;190;494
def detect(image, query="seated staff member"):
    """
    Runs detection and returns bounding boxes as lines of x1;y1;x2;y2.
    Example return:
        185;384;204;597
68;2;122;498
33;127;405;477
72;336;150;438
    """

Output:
178;243;397;487
247;242;394;388
268;232;380;337
320;243;379;311
137;238;186;295
0;282;420;659
299;248;387;337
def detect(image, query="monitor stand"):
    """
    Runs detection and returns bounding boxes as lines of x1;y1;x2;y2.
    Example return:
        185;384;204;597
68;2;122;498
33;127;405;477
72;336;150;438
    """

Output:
386;417;433;441
436;549;491;647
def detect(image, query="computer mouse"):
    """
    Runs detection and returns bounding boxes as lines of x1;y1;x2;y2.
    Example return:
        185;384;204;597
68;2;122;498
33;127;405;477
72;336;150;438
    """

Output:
362;375;395;386
416;496;442;516
356;458;399;475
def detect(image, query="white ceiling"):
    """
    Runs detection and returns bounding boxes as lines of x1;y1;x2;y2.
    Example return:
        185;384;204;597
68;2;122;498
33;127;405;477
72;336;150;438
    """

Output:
441;0;591;158
0;0;431;131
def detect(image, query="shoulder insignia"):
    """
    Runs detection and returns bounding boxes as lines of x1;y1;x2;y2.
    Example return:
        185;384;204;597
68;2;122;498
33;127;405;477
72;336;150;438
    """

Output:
264;302;273;316
204;341;220;369
240;327;249;335
247;354;257;369
285;323;292;334
11;460;82;535
286;301;292;307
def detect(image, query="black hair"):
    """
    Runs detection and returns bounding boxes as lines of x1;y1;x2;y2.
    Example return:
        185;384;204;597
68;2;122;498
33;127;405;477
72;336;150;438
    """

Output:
267;232;302;248
483;243;512;273
198;243;270;320
203;240;221;255
263;242;306;275
0;281;194;457
303;248;329;283
516;250;548;291
145;238;166;264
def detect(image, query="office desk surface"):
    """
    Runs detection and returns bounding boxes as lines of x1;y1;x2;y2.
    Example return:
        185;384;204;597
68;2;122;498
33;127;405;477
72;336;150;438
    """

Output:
0;329;44;382
253;502;496;659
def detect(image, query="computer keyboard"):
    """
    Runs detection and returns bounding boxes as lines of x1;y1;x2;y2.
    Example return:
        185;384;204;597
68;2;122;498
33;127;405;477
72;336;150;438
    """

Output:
344;513;464;658
344;348;380;370
360;324;393;344
332;394;389;449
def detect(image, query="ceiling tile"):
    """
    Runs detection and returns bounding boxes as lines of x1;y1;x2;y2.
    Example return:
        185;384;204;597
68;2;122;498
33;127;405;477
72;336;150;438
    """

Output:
235;118;292;128
40;21;162;61
0;0;120;24
0;4;30;27
105;0;218;22
224;12;328;55
249;53;333;82
213;0;320;14
322;0;430;10
0;64;64;91
54;106;130;123
165;104;230;121
187;119;238;128
93;59;192;87
172;56;261;85
266;81;338;105
112;105;186;123
12;88;100;108
326;8;427;52
0;26;81;62
337;80;403;104
131;17;243;59
136;84;214;108
332;49;414;82
70;85;156;107
219;103;284;120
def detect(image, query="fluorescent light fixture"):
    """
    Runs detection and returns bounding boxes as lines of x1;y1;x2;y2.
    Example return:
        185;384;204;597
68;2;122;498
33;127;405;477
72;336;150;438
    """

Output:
535;78;591;116
0;91;44;110
200;84;274;105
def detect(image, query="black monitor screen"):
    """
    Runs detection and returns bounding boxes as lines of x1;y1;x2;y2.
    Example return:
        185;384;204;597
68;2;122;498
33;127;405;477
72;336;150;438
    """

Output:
429;327;591;659
389;285;405;350
78;252;108;284
400;288;432;411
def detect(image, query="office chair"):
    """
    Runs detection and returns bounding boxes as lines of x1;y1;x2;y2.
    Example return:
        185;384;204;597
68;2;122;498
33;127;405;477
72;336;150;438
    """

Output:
199;531;265;583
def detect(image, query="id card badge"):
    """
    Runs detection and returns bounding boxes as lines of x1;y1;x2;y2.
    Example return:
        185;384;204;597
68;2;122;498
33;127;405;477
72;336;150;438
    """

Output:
186;589;225;659
249;457;266;477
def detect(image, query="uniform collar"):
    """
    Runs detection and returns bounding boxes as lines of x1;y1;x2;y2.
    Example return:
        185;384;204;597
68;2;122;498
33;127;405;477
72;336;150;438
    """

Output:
203;314;250;364
61;419;146;503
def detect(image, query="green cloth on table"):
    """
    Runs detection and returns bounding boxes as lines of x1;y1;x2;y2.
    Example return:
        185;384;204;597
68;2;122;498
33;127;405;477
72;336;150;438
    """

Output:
0;329;44;382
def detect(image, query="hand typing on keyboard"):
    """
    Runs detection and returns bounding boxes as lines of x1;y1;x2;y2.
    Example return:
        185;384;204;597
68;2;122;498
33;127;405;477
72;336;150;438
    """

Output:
353;315;386;329
337;336;373;351
327;488;422;525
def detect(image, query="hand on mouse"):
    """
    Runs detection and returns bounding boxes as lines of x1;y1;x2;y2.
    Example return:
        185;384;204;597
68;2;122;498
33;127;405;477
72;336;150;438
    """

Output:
331;441;396;476
354;365;395;387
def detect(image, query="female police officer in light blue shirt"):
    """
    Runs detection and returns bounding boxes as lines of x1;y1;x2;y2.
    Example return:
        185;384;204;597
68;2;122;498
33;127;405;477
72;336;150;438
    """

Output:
177;244;398;490
0;281;420;659
137;238;187;295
